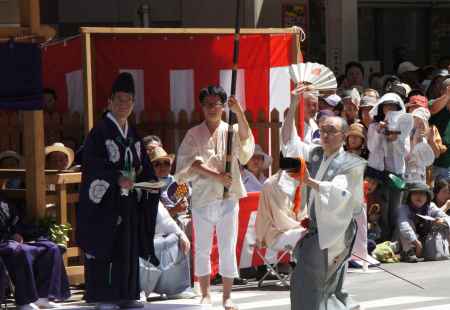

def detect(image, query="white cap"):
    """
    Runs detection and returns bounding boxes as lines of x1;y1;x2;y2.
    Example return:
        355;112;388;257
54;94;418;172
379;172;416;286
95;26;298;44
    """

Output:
324;94;341;107
411;107;431;122
397;61;420;76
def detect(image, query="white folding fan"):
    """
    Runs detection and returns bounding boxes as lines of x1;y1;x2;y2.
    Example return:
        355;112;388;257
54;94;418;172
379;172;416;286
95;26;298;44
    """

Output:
289;62;337;93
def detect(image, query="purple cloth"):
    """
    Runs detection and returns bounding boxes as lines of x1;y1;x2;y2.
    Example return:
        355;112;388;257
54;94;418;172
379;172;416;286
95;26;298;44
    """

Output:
0;240;70;305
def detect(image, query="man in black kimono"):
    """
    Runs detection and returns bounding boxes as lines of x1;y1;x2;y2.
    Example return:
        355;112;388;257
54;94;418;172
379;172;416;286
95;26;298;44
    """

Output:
0;196;70;310
77;73;159;309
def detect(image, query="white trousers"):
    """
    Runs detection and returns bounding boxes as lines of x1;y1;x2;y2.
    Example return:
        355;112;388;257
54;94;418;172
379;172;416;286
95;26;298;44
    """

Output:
192;199;239;278
272;228;305;252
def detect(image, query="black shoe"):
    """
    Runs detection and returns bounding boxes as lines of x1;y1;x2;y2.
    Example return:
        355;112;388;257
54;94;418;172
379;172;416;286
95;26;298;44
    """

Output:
233;277;248;285
117;300;145;309
211;274;222;285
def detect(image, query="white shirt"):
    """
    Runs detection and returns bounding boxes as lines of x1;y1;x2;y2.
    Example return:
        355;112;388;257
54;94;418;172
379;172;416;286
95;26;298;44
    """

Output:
242;169;267;192
367;122;411;175
303;118;319;145
175;121;255;208
155;202;184;238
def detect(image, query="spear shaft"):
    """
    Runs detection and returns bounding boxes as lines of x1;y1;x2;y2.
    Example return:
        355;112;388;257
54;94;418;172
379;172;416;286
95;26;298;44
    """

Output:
224;0;241;198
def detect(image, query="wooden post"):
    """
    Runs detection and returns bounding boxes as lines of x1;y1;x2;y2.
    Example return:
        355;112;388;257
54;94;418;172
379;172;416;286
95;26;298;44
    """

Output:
19;0;40;32
23;112;46;220
18;0;47;220
82;32;94;135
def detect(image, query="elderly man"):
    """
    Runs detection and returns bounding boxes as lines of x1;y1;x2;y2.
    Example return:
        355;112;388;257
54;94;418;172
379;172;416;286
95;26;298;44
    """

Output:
282;87;366;310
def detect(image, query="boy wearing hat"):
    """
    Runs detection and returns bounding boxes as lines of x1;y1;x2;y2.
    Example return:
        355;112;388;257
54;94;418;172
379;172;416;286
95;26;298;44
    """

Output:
341;88;360;125
359;96;377;128
77;72;159;309
397;183;450;262
345;123;368;159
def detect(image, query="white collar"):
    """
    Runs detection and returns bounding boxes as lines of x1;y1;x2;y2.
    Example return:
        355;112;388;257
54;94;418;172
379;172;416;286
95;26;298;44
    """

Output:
107;112;128;139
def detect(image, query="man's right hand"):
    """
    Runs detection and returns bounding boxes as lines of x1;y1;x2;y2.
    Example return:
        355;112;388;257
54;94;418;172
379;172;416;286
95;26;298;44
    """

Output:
118;176;134;190
217;172;232;188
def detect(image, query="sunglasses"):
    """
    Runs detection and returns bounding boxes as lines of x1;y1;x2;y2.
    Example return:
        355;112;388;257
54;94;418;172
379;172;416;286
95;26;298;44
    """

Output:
153;160;171;168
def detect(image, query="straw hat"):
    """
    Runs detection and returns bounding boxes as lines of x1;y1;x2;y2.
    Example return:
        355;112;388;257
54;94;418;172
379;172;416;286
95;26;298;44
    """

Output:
45;142;75;169
252;144;272;169
346;123;366;140
0;150;23;166
44;143;74;170
149;146;175;163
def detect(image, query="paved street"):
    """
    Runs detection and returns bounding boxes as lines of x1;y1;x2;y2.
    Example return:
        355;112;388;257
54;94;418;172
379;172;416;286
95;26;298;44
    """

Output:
143;260;450;310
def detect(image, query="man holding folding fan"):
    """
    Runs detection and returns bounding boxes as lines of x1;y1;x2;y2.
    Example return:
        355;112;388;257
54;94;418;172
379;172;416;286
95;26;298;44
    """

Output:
282;64;366;310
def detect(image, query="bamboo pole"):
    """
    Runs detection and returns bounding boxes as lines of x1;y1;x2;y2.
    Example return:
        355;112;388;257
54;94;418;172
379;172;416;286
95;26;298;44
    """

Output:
82;32;94;134
80;27;299;35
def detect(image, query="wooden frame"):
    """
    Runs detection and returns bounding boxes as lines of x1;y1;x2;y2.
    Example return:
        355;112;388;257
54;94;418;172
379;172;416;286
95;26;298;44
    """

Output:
80;26;303;135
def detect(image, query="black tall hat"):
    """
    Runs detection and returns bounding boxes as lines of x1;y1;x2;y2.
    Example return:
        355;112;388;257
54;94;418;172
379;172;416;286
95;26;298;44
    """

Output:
111;72;135;96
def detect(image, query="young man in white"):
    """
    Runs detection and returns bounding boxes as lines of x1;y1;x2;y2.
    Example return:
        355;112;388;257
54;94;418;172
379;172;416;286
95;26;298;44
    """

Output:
175;85;254;310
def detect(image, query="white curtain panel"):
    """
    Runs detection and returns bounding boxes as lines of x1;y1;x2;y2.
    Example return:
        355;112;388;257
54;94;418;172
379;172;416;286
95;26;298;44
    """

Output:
65;69;84;114
169;69;195;121
120;69;145;122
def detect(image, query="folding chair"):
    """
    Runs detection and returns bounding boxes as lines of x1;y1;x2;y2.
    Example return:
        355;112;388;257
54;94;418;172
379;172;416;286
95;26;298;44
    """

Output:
250;242;293;288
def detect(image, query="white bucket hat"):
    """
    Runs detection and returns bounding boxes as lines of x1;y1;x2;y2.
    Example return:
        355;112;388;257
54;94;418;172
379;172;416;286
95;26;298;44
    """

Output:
252;145;272;169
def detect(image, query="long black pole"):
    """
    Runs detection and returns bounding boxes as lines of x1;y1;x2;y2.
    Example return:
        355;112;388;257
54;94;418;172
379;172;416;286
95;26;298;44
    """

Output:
351;253;425;290
224;0;241;198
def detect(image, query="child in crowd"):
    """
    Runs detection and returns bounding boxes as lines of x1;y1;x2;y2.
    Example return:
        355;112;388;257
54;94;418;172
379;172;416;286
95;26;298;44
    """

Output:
404;107;435;183
345;123;369;159
397;183;450;263
433;178;450;214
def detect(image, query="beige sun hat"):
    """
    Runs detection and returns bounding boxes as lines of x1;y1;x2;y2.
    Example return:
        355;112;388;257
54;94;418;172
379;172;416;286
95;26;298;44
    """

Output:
252;144;272;169
346;123;366;140
44;142;75;169
0;150;23;167
149;146;175;163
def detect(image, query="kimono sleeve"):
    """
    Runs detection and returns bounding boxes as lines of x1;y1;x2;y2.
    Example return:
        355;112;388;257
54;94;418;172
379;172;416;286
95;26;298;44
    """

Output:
175;130;202;183
233;124;255;165
315;165;364;250
81;126;121;205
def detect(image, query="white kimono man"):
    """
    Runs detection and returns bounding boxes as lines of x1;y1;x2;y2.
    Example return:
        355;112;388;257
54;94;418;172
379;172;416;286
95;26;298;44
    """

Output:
175;86;254;309
282;92;366;310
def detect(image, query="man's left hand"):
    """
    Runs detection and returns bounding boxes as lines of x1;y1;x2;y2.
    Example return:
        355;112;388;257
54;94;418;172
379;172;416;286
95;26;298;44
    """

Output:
228;96;244;115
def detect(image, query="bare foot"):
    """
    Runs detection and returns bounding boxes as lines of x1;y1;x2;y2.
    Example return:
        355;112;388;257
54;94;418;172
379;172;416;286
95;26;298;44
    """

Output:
200;295;212;305
223;298;238;310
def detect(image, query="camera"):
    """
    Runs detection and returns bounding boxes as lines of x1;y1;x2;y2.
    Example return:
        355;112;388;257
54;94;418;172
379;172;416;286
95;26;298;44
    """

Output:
279;156;303;173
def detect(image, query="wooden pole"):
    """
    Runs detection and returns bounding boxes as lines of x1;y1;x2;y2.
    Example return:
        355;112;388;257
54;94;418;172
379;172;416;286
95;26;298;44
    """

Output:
23;112;46;220
82;32;94;135
18;0;47;220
